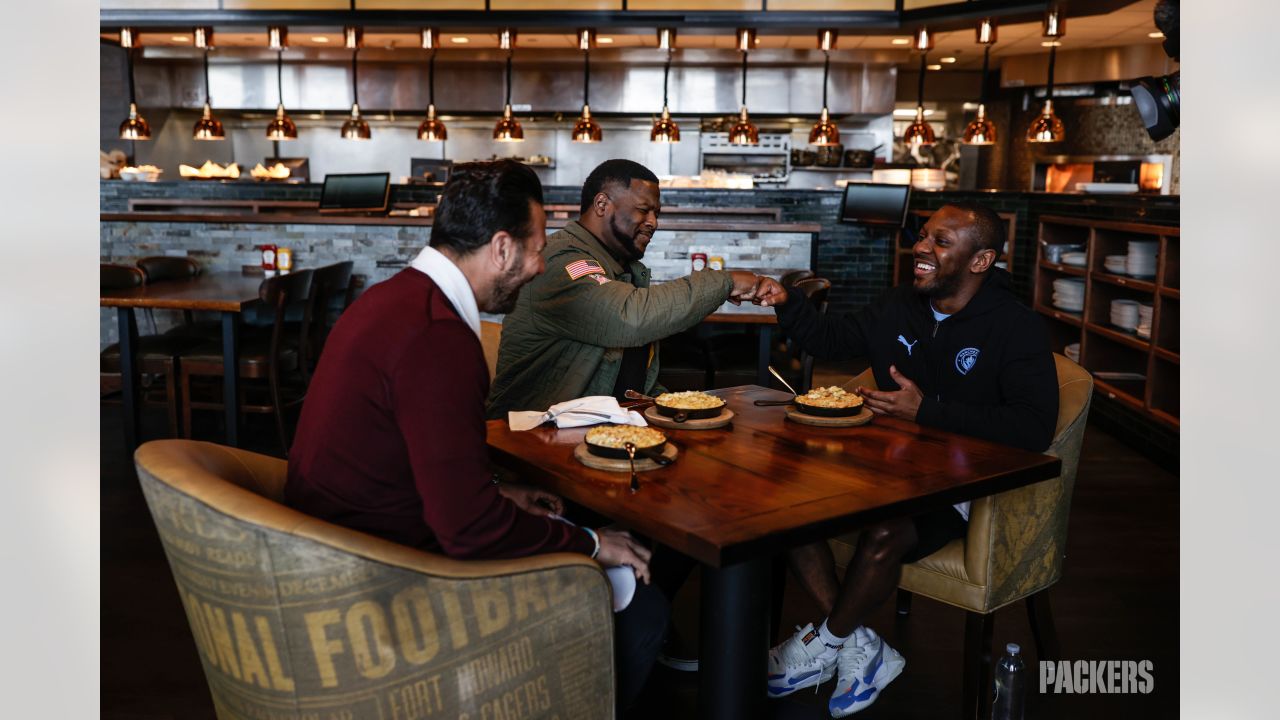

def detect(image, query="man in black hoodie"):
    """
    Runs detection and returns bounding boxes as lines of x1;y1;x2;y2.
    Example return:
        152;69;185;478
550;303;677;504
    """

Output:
754;203;1058;717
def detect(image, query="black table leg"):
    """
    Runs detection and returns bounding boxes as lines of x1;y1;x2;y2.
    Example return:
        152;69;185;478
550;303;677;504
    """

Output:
221;312;240;447
698;556;771;720
757;325;773;387
117;307;139;452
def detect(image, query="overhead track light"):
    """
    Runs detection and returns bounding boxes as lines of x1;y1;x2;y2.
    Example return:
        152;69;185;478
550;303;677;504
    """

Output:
657;27;676;51
344;26;362;50
267;26;287;51
421;27;437;50
817;28;838;52
493;51;524;142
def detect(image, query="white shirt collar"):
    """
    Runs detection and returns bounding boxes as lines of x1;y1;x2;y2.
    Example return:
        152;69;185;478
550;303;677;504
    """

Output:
409;245;480;338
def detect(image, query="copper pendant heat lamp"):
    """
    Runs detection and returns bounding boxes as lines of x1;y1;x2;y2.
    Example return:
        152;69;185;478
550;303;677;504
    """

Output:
650;36;680;143
572;30;602;143
902;28;936;147
728;46;759;145
1028;5;1066;143
808;41;840;146
418;50;447;141
963;18;998;145
118;30;151;141
493;52;524;142
341;48;371;140
266;45;297;141
192;41;225;141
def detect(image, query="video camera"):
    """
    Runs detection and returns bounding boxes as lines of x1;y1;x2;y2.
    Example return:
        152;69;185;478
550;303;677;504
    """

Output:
1130;0;1179;141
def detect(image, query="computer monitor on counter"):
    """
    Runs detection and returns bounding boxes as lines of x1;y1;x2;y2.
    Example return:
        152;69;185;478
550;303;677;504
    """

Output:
839;182;911;227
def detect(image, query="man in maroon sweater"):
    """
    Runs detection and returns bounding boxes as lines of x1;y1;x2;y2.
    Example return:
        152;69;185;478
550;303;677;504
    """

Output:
286;160;666;709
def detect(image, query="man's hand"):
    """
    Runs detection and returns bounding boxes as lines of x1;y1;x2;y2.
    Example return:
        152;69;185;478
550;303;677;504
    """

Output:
727;271;760;305
857;365;924;421
595;528;653;584
752;276;788;307
497;483;565;517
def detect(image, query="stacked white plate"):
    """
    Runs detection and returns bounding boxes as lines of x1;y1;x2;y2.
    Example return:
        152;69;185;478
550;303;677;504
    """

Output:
1126;241;1158;278
1052;278;1085;312
1064;342;1081;363
1111;299;1140;332
1136;303;1154;339
1104;254;1128;274
1061;252;1088;267
1044;243;1085;264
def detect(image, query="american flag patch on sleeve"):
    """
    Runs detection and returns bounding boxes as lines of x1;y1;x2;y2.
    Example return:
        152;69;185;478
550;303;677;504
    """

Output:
564;258;606;280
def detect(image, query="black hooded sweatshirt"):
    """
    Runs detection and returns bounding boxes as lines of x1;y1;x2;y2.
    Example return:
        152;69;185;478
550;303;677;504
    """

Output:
776;268;1058;453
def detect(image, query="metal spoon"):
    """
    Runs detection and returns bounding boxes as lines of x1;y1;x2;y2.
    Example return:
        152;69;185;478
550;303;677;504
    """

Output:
625;442;639;493
767;365;800;396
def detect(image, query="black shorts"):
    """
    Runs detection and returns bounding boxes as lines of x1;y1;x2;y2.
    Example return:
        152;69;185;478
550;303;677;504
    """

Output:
901;505;969;564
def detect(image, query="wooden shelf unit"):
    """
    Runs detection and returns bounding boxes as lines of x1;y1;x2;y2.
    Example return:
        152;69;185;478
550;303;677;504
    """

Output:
893;209;1018;287
1034;216;1180;429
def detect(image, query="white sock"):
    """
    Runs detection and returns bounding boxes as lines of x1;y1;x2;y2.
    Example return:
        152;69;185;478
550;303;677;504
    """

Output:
816;620;851;661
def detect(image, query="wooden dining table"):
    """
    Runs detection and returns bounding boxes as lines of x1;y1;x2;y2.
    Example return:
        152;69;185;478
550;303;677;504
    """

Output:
101;271;267;450
486;385;1061;720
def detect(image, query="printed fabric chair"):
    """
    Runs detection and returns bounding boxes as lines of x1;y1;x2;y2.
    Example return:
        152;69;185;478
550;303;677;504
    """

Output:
829;353;1092;720
134;439;616;719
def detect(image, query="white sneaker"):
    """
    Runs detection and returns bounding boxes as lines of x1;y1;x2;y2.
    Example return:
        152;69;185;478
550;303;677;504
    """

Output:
767;623;838;698
828;628;906;717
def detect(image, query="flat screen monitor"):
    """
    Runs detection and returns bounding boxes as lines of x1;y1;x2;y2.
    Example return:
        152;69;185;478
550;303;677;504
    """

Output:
839;182;911;227
319;172;391;214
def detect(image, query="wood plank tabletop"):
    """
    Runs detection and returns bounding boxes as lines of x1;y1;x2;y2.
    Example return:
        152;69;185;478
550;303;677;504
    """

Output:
100;271;266;312
705;307;778;324
487;385;1061;567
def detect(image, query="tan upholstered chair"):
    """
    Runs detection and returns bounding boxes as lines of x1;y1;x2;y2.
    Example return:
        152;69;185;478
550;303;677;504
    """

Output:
135;440;616;719
830;353;1092;720
480;320;503;381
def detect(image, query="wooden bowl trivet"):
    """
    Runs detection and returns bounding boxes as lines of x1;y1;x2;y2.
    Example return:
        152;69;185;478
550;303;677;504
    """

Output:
643;406;734;430
573;442;679;472
784;406;874;428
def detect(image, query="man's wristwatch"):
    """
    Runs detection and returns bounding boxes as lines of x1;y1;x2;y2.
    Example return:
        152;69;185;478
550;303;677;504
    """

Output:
582;527;600;559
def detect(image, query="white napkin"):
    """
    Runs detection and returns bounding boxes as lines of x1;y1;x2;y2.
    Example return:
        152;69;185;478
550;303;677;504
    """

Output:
508;395;648;432
548;514;635;612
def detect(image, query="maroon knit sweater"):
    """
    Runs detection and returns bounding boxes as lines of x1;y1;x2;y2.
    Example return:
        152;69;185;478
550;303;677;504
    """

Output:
285;268;593;559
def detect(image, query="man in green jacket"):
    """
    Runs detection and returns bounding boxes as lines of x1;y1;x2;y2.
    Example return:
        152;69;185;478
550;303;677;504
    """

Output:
487;159;764;417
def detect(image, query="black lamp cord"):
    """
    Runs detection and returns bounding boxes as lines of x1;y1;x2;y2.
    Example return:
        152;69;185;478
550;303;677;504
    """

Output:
276;50;285;107
202;49;212;105
662;49;672;107
979;45;990;107
428;50;436;106
1045;45;1056;102
821;50;830;109
740;50;749;107
582;48;590;106
126;48;137;105
916;52;927;107
504;51;513;106
351;49;359;107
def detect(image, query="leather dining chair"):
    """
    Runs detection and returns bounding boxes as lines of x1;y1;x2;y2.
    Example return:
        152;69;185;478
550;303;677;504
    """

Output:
787;277;832;393
136;256;220;340
480;320;503;382
100;263;203;437
179;269;314;456
298;261;355;381
134;439;616;719
828;353;1093;720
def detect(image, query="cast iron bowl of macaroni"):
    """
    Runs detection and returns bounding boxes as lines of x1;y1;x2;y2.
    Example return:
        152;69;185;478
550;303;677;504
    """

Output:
585;425;668;460
653;391;727;421
793;386;865;418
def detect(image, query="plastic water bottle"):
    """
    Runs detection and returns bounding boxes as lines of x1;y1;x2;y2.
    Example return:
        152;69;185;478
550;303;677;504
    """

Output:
991;643;1026;720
